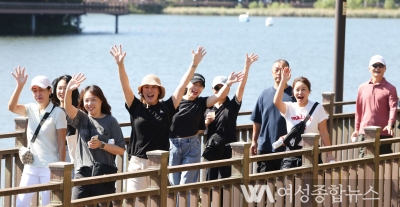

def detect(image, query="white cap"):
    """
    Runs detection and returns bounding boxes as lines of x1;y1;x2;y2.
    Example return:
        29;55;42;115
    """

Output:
212;76;227;88
369;55;386;67
30;75;51;89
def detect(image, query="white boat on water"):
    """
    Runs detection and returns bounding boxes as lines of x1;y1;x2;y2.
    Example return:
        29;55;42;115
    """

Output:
265;17;273;26
239;12;249;22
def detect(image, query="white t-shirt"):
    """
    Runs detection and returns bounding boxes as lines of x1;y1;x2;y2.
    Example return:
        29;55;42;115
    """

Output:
282;101;328;146
25;102;67;167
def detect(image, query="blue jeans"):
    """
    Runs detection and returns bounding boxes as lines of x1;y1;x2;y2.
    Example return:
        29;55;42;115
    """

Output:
168;136;201;185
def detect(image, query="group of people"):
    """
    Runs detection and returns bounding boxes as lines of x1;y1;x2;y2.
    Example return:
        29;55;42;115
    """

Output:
8;48;398;206
251;55;398;173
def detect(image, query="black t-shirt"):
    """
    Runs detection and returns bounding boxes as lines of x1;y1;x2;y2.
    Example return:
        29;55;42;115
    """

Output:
170;97;208;138
126;96;176;159
205;95;241;143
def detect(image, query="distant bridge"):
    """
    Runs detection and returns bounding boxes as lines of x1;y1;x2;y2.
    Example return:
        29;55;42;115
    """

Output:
0;0;140;34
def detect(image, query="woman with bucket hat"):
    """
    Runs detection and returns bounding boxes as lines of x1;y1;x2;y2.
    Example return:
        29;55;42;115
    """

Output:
110;44;207;192
168;68;245;188
8;67;67;206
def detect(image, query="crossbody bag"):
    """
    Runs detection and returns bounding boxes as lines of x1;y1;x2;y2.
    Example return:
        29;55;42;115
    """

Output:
19;105;56;165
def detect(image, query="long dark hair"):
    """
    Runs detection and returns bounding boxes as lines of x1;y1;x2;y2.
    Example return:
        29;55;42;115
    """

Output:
52;75;79;107
78;85;112;115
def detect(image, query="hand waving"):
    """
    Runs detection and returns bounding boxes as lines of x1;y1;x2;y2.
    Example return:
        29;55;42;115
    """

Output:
11;66;28;86
192;46;207;66
245;53;259;66
281;66;291;82
110;44;127;66
67;73;86;91
226;71;245;85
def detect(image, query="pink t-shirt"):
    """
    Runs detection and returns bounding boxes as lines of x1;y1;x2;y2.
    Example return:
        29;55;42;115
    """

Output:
355;78;398;136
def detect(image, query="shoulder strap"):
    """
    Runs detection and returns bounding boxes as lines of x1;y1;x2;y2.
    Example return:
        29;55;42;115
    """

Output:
30;105;57;145
303;102;319;123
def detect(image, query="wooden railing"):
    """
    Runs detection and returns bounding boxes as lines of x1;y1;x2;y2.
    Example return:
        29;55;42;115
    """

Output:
0;92;399;206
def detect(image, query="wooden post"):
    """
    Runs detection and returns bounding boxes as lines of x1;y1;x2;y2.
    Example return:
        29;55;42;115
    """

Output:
322;92;335;146
230;142;250;207
48;162;74;206
363;126;381;207
14;117;28;192
146;150;169;206
302;133;320;207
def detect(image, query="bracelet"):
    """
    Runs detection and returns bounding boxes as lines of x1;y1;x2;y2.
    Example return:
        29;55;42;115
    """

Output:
191;64;197;68
225;83;232;87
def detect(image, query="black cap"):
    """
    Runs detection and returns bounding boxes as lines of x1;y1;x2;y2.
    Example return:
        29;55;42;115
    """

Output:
190;73;205;87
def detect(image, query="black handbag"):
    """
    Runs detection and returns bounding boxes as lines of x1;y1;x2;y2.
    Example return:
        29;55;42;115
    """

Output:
283;102;319;150
202;132;226;161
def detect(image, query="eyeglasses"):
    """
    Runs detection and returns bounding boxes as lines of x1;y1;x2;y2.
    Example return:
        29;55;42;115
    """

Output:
372;63;385;68
214;85;223;91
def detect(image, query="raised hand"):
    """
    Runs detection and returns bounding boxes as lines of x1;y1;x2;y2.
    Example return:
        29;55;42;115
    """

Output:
245;53;259;66
110;44;127;66
281;66;291;82
192;46;207;66
226;71;245;85
11;66;28;86
67;73;86;91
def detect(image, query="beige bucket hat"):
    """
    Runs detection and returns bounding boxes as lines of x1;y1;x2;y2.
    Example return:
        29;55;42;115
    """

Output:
137;74;166;99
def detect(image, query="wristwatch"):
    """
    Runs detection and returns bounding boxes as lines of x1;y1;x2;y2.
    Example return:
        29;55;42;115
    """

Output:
100;141;106;149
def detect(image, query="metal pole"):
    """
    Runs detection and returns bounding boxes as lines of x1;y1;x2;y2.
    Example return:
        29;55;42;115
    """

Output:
31;14;36;35
115;15;118;34
333;0;347;113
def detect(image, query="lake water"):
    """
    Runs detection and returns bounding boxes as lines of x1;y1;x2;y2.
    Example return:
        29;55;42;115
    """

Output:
0;14;399;151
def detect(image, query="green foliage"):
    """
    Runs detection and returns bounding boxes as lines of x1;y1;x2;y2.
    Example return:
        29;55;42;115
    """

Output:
268;2;293;8
235;3;244;9
313;0;336;8
129;3;165;14
249;1;264;8
347;0;363;9
384;0;397;9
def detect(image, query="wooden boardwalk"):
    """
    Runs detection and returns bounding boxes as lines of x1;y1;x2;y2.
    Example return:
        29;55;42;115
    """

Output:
0;92;399;206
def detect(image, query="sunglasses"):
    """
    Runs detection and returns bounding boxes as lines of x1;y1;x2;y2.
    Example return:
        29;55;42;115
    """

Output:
214;85;223;91
372;63;385;68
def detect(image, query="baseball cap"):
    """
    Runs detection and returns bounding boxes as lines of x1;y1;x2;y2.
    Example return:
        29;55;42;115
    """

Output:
191;73;205;87
212;76;227;89
30;75;52;89
369;55;386;67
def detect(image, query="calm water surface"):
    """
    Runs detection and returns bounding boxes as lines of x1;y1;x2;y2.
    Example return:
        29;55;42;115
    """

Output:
0;14;399;150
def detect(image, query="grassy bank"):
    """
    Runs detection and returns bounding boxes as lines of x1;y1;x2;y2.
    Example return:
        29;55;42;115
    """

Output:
162;7;400;18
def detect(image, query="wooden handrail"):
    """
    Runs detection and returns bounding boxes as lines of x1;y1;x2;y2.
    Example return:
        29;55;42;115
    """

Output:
72;169;159;187
249;149;312;163
0;182;60;197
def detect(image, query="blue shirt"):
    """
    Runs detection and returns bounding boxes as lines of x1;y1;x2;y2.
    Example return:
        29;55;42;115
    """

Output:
250;86;295;152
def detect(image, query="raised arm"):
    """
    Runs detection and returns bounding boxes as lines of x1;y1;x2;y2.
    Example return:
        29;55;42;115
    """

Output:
64;73;86;120
8;66;28;116
172;46;207;109
236;53;258;102
110;44;135;108
206;71;244;107
273;67;291;114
